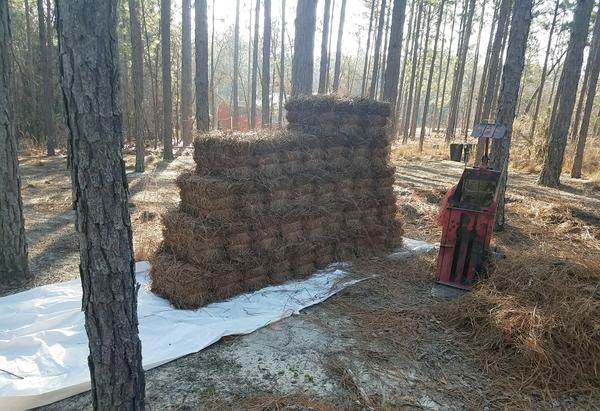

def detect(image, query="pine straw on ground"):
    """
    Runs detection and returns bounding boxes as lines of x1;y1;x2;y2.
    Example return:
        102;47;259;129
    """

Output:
437;254;600;395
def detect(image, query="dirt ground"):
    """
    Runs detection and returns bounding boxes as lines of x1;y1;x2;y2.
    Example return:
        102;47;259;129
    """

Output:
5;146;599;410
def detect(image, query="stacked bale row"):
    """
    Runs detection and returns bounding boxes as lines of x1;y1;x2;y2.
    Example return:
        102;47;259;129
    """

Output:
151;96;403;309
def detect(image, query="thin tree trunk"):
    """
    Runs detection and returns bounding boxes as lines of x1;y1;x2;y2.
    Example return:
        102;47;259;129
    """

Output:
129;0;145;172
291;0;317;96
232;0;240;129
181;0;193;144
278;0;286;125
161;0;173;159
24;0;36;137
378;2;391;99
394;0;415;124
250;0;260;128
262;0;271;126
369;0;387;98
56;1;146;408
572;2;600;178
539;0;594;187
437;0;458;130
419;0;445;150
140;0;160;149
474;0;499;124
489;0;533;229
37;0;55;156
0;1;29;280
445;0;477;142
463;1;486;139
318;0;332;93
332;0;348;92
402;2;423;143
325;0;336;91
410;4;431;141
528;0;559;141
361;0;377;97
195;0;210;132
211;0;217;130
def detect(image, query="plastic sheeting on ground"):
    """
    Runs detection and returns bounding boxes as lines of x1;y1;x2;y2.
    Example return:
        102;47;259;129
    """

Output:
0;238;434;410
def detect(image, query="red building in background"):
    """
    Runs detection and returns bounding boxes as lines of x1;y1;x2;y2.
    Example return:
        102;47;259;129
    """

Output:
217;102;261;131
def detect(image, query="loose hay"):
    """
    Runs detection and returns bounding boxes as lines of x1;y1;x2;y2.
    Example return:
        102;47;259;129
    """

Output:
151;96;403;308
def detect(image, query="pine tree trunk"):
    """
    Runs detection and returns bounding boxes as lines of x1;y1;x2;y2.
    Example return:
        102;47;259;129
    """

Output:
195;0;210;132
210;0;217;130
37;0;56;156
528;0;559;141
278;0;286;125
419;0;445;150
474;0;499;124
462;1;486;139
24;0;36;138
56;1;146;408
395;1;415;125
233;0;240;129
378;3;391;100
571;2;600;178
444;0;476;142
250;0;260;128
318;0;332;93
161;0;173;160
436;0;458;130
0;1;29;281
369;0;387;98
181;0;193;144
291;0;317;96
361;0;377;97
332;0;347;92
262;0;271;127
489;0;533;229
402;2;423;143
409;5;431;141
129;0;145;172
539;0;594;187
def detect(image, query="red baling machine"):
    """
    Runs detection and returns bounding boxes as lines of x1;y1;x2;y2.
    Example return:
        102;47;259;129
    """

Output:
435;123;506;290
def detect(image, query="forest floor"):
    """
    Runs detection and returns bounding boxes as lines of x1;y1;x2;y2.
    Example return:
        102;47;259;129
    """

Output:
5;145;600;410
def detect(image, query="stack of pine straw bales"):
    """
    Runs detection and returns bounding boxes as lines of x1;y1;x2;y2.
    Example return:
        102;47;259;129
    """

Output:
151;95;403;308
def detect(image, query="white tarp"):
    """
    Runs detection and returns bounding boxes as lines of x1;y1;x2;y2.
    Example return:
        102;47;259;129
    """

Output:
0;238;433;410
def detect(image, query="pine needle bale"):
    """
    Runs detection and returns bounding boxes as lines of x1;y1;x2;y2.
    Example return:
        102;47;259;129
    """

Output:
150;252;216;309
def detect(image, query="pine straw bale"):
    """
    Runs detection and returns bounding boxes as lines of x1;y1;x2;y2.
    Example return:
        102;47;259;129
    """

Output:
150;251;240;309
284;95;392;117
437;254;600;392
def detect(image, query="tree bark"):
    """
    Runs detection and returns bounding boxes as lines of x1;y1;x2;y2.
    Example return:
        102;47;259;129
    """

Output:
378;2;391;100
37;0;56;156
262;0;271;127
129;0;145;172
161;0;173;160
56;1;146;408
419;0;445;151
539;0;594;187
233;0;240;129
361;0;377;97
318;0;332;93
369;0;387;98
332;0;348;92
291;0;317;96
402;2;423;143
571;2;600;178
489;0;533;229
181;0;193;144
195;0;210;132
462;0;486;139
409;4;431;142
250;0;260;128
278;0;286;125
445;0;477;142
474;0;499;124
0;1;29;281
528;0;559;141
436;0;458;130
